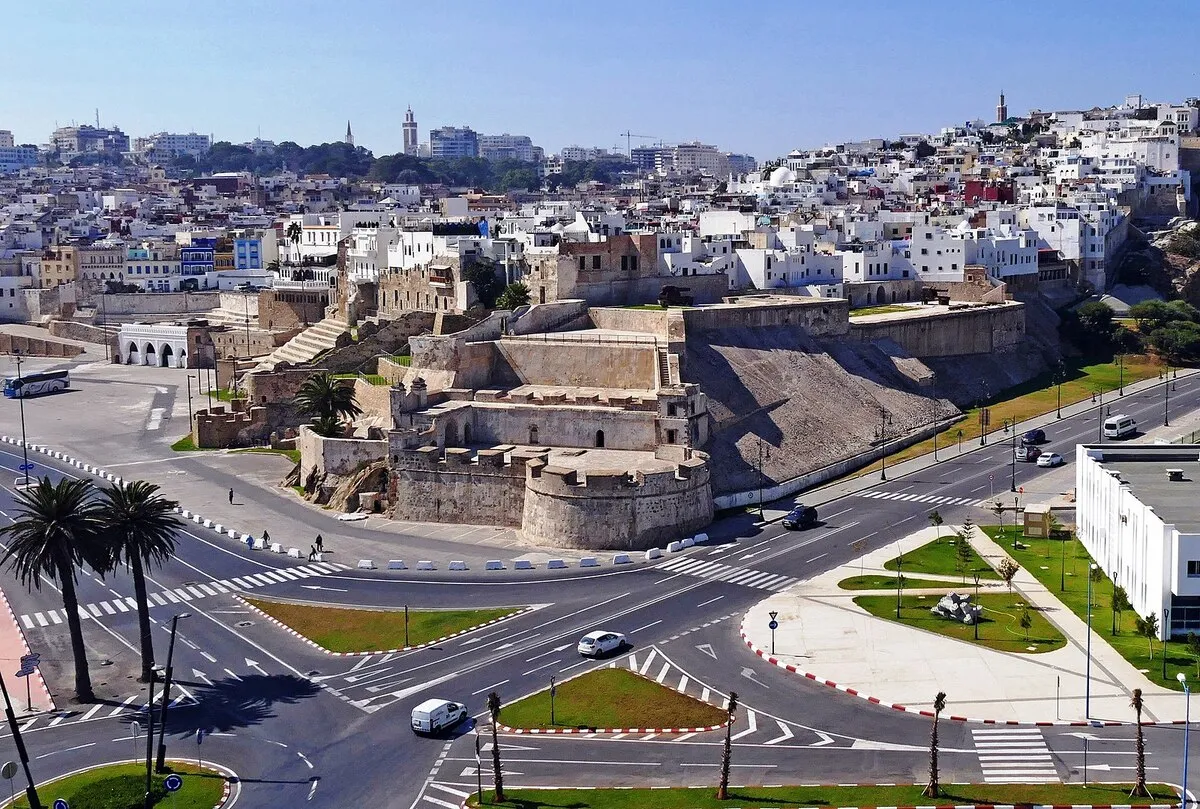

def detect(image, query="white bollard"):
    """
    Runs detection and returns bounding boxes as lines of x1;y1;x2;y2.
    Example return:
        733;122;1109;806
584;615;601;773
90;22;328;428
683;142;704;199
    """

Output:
357;559;376;570
203;519;213;528
252;539;267;551
680;537;695;549
579;556;599;567
448;560;468;571
694;532;709;544
213;524;223;533
387;560;407;570
645;548;663;561
484;560;504;571
547;559;567;569
666;541;684;553
287;547;302;559
514;559;534;570
229;529;239;538
416;561;435;571
612;553;632;565
270;543;284;554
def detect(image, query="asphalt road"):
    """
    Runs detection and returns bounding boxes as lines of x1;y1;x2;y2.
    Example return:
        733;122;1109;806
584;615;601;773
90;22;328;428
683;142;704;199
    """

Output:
0;372;1195;807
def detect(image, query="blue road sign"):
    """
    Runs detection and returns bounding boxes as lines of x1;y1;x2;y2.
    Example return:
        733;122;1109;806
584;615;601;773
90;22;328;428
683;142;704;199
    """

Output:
53;799;68;809
196;728;204;745
768;620;779;630
17;464;33;471
164;774;183;793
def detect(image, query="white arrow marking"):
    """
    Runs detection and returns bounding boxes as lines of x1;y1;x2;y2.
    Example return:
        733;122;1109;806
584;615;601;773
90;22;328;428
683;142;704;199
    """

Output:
730;710;757;741
1065;731;1104;741
696;644;717;660
740;667;768;688
764;720;794;745
494;642;515;650
190;669;213;687
245;658;267;675
300;585;348;592
1083;764;1158;772
813;730;835;747
460;767;524;777
525;644;572;662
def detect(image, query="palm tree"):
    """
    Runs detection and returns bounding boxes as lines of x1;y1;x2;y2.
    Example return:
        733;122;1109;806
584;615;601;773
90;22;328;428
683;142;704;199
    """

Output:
0;477;105;702
285;221;302;263
487;691;505;802
922;691;947;798
295;373;361;426
1130;688;1150;798
716;691;739;800
96;481;182;683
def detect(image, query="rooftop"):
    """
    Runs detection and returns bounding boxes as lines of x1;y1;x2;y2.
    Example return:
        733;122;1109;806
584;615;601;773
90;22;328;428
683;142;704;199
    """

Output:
1087;444;1200;533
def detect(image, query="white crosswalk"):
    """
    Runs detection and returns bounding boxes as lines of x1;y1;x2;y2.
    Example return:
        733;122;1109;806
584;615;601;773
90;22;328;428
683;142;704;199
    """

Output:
859;490;995;509
655;557;797;591
973;727;1058;783
18;562;351;630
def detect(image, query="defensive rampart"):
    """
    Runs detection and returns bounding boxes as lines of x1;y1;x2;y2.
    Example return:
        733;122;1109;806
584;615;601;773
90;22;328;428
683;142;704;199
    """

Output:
847;301;1024;358
389;447;544;527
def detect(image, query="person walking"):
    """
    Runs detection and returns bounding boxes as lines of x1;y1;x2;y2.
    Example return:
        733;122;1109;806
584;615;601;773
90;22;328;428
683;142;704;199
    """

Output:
262;529;270;545
308;544;317;562
315;534;324;553
228;487;234;505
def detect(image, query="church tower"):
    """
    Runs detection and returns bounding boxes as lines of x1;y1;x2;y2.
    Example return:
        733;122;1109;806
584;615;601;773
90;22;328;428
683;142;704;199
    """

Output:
996;92;1008;123
345;120;354;147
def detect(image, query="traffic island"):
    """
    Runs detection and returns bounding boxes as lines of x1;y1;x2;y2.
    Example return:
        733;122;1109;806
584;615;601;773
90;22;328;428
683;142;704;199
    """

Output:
837;574;959;590
465;783;1178;809
10;761;229;808
498;667;727;733
241;597;525;654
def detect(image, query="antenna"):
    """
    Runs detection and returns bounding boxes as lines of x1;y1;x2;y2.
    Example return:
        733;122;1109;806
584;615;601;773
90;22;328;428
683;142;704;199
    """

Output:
95;108;100;128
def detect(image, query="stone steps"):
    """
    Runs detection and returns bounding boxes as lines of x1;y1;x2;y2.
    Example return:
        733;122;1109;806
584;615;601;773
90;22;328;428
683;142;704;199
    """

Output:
255;317;349;369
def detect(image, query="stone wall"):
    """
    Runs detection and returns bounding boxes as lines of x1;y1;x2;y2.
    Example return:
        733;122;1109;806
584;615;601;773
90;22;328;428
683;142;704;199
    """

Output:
298;425;387;483
352;377;393;421
847;301;1024;358
444;401;658;451
587;307;671;336
389;447;541;526
80;291;220;316
210;326;297;360
509;300;590;335
218;292;260;319
571;273;729;308
192;400;278;448
285;310;434;374
520;457;713;550
258;288;329;331
680;298;851;338
244;368;318;406
0;332;84;358
490;339;657;389
47;320;113;346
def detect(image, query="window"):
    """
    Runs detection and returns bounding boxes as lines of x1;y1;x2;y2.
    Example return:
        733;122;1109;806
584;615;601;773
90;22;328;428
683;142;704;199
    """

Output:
578;256;585;271
920;248;928;255
621;255;628;271
592;255;601;270
1189;561;1200;578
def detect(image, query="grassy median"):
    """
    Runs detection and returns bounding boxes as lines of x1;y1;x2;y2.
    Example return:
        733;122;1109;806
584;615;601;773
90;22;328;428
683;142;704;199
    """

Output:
244;598;519;652
837;574;964;590
854;591;1066;653
500;668;726;730
468;783;1176;809
11;762;225;809
883;537;1000;580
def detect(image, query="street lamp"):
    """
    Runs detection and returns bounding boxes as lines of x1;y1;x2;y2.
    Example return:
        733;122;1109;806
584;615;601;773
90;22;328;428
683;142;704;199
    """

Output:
756;438;771;519
876;411;892;482
1097;387;1105;443
1056;363;1065;420
144;665;160;809
895;551;904;619
1007;418;1017;493
1179;672;1191;808
1118;353;1125;396
1086;563;1097;719
12;351;30;488
973;573;980;641
1166;362;1173;428
155;613;190;772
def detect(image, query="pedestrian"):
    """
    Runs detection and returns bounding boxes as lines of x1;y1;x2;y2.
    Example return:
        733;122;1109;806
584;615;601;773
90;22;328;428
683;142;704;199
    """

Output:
262;529;270;544
228;487;234;505
246;535;253;550
315;534;323;553
309;544;317;561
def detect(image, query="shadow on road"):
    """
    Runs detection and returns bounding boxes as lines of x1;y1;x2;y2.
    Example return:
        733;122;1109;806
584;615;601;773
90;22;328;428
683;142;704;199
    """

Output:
121;673;321;737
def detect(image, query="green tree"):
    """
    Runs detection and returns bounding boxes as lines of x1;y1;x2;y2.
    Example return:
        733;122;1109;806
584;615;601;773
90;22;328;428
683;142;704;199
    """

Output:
1189;632;1200;678
991;501;1006;542
716;690;739;800
922;691;947;797
96;481;183;683
1019;603;1033;639
1129;300;1179;334
928;510;943;542
487;691;505;802
1150;321;1200;363
496;282;531;311
1131;689;1150;798
1112;585;1132;635
295;373;362;432
954;532;974;582
998;558;1019;592
1135;612;1160;659
0;477;106;702
462;260;505;309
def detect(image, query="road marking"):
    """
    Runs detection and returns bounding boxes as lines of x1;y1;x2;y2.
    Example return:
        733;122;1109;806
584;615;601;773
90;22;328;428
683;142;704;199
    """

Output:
423;796;459;809
200;651;217;663
696;595;724;608
629;620;663;635
148;593;166;606
80;704;103;721
674;732;697;742
471;679;509;696
730;709;757;741
655;662;670;683
521;660;561;677
20;616;32;629
196;584;218;596
678;675;689;692
110;695;139;716
764;720;794;745
638;649;658;675
34;612;47;627
700;687;710;702
525;644;571;663
224;669;242;681
805;553;827;564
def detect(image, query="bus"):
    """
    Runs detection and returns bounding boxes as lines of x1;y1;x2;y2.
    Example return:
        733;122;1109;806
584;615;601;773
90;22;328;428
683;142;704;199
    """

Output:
2;370;69;399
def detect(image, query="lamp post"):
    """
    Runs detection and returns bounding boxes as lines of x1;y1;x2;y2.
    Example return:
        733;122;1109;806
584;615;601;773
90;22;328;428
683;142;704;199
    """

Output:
549;675;556;727
144;665;159;809
1165;608;1172;681
1097;387;1105;443
1179;672;1191;808
13;352;30;488
1167;361;1173;428
877;410;892;482
1118;353;1125;396
1008;418;1018;493
756;438;771;519
186;375;194;425
155;613;190;772
973;573;980;641
0;670;40;809
1056;363;1064;419
1086;563;1097;719
895;552;904;619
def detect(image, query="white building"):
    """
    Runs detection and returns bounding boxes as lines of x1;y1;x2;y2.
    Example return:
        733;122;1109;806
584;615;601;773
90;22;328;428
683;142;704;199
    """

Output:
0;145;38;174
0;130;13;148
133;132;212;159
479;133;535;162
1075;443;1200;640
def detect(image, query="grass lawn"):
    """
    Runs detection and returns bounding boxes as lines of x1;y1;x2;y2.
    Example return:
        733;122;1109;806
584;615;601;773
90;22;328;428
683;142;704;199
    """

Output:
12;761;225;809
390;354;412;366
468;783;1177;809
854;591;1066;654
852;354;1165;478
987;525;1191;690
244;598;519;653
170;435;199;451
882;536;1000;580
234;446;301;464
837;574;964;590
500;668;726;730
850;304;914;317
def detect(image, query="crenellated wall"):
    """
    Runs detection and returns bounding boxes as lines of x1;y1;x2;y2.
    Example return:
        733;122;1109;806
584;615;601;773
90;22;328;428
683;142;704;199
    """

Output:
388;446;546;527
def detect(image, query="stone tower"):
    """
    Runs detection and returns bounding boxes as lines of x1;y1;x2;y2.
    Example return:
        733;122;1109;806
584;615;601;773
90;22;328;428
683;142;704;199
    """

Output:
345;120;354;147
996;91;1008;124
403;107;418;156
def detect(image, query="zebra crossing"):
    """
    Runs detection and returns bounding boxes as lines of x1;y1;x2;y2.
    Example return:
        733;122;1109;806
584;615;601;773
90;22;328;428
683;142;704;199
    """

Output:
972;727;1058;783
16;682;197;734
858;490;995;509
655;557;798;592
18;561;351;630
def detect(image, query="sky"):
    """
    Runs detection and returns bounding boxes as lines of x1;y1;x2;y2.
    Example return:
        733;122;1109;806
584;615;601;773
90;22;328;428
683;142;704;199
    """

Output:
6;0;1200;161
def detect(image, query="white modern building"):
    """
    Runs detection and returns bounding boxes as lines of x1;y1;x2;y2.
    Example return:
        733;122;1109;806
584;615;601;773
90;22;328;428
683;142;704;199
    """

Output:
479;133;535;162
1076;443;1200;640
429;126;478;160
134;132;212;159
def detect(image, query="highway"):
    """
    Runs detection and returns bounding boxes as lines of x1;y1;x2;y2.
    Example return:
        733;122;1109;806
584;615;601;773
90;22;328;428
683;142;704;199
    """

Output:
0;371;1194;807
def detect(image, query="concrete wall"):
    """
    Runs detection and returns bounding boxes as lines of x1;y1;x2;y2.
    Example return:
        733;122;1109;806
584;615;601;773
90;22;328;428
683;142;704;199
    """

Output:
218;292;260;318
0;332;84;358
490;340;657;389
82;291;219;316
571;273;729;308
847;301;1024;358
509;299;590;335
298;425;387;483
452;402;658;451
681;299;851;338
587;307;671;336
520;458;713;550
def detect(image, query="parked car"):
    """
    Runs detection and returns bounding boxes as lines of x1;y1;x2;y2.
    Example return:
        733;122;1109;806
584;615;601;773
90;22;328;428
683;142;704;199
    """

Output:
411;698;468;735
1021;429;1046;446
1015;445;1042;462
1036;452;1064;468
781;505;818;530
577;630;626;657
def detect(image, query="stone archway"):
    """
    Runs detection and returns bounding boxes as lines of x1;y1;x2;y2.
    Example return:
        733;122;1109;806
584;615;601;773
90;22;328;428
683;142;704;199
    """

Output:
595;429;605;448
160;343;174;368
127;342;140;365
875;286;886;304
444;420;458;447
178;349;187;368
144;342;156;365
529;424;539;445
463;423;472;446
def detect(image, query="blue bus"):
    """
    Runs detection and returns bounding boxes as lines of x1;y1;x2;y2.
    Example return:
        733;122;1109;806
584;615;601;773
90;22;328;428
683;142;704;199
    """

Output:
3;370;69;398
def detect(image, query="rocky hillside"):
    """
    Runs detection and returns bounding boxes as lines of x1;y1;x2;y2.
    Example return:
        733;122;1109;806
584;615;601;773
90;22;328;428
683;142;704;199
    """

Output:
1115;219;1200;303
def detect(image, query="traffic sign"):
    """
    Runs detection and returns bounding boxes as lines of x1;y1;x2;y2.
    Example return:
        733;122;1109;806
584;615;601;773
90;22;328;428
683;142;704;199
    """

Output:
988;474;994;481
768;620;779;630
14;667;34;678
53;800;68;809
17;464;32;472
0;761;16;780
196;728;204;745
20;654;39;666
164;774;183;793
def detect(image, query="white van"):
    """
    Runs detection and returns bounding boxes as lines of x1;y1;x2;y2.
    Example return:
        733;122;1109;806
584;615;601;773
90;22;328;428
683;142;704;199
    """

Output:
1103;414;1137;439
411;698;468;734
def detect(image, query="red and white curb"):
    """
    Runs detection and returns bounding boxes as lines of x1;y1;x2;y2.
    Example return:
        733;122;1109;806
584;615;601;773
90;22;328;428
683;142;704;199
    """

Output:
740;622;1185;727
236;596;535;656
498;721;726;735
0;586;54;714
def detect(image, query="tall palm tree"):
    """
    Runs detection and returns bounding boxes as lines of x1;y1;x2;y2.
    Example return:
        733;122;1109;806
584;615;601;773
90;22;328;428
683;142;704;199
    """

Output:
487;691;505;802
295;373;362;426
922;691;947;798
0;477;105;702
716;691;739;800
1130;688;1150;798
96;481;182;683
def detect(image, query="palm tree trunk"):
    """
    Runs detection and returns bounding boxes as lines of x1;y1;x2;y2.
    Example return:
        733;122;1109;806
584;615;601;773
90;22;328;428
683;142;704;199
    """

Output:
490;717;504;802
1133;706;1150;797
57;562;94;702
923;716;940;797
131;557;155;682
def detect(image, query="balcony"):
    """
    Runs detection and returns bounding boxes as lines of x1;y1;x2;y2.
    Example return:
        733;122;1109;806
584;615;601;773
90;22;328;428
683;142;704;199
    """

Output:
429;274;452;288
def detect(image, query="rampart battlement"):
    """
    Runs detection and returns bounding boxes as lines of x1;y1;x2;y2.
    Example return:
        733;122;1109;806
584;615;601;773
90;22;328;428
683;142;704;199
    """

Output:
525;456;709;496
390;445;549;477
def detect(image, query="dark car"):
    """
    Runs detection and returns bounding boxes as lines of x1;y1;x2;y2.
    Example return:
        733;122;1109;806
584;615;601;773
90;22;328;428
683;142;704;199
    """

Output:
1021;429;1045;446
1015;445;1042;462
781;505;818;530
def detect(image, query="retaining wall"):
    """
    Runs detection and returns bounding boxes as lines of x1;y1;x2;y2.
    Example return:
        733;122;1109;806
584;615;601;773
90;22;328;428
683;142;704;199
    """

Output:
847;302;1025;358
298;425;387;482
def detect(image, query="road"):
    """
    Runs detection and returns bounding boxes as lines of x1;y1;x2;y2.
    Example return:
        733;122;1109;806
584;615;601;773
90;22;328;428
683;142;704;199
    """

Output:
0;371;1194;807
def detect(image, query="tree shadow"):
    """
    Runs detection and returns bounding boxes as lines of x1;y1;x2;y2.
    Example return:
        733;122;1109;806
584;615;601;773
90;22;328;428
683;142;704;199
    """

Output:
119;673;321;737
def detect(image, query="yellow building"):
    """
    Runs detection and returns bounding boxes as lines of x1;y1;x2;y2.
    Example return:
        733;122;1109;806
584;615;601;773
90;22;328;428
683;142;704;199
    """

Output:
39;247;78;288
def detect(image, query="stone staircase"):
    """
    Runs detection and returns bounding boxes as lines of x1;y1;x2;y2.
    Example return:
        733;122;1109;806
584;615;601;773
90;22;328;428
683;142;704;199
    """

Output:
255;316;350;369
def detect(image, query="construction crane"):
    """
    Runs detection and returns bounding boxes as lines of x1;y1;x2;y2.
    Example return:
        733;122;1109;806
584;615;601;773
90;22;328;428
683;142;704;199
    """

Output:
620;130;658;159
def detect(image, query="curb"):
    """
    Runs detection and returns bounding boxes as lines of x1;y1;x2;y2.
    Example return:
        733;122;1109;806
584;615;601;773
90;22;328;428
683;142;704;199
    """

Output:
236;596;535;656
739;622;1183;727
0;585;55;715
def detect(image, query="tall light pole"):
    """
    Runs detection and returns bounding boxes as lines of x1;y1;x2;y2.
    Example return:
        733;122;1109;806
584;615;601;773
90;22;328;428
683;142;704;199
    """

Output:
1166;360;1173;428
155;613;190;772
1008;418;1017;493
13;352;30;488
1086;563;1097;719
1118;353;1125;396
1056;362;1064;419
877;410;892;482
756;438;771;518
144;665;159;809
1097;387;1105;443
0;670;41;809
1179;672;1191;808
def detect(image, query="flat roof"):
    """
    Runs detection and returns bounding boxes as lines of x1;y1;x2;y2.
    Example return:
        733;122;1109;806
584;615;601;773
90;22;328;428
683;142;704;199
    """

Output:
1087;445;1200;532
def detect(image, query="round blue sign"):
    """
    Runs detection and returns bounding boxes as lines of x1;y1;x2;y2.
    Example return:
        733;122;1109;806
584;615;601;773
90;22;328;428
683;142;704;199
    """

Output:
53;799;69;809
164;774;183;793
18;464;33;471
768;620;779;630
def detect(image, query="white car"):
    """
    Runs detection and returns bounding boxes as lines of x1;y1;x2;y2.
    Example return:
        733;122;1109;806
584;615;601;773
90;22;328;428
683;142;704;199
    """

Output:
1036;452;1064;468
577;630;626;657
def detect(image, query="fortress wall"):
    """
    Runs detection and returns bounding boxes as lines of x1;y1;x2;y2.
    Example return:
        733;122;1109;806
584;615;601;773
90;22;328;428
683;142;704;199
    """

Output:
298;425;386;482
847;302;1024;358
520;458;712;550
491;340;657;389
388;447;537;527
457;403;658;451
681;299;850;338
587;308;671;336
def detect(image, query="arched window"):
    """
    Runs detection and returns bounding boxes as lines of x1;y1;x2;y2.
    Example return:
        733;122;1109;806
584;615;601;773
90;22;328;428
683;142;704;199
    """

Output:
595;430;605;448
529;425;539;445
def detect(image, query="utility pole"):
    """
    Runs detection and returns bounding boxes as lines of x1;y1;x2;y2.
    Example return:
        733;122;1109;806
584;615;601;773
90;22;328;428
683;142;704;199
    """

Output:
1165;359;1172;427
144;666;157;809
756;439;771;518
13;352;30;487
1096;387;1104;443
155;613;190;771
1008;419;1017;492
0;671;40;809
877;410;891;482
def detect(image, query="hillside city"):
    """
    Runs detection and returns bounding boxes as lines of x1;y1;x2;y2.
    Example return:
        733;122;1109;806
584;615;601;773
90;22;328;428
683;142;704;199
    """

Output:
5;84;1200;809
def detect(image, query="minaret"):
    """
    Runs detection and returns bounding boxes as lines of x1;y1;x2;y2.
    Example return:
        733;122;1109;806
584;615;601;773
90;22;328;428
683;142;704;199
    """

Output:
345;120;354;146
996;91;1008;124
403;107;418;155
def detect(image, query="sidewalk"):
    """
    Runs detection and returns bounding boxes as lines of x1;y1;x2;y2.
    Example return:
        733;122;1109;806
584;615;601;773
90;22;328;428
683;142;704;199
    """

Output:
743;525;1188;724
0;588;54;716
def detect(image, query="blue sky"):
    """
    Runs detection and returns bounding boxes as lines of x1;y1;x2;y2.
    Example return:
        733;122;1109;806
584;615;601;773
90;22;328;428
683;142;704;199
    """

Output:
6;0;1199;160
